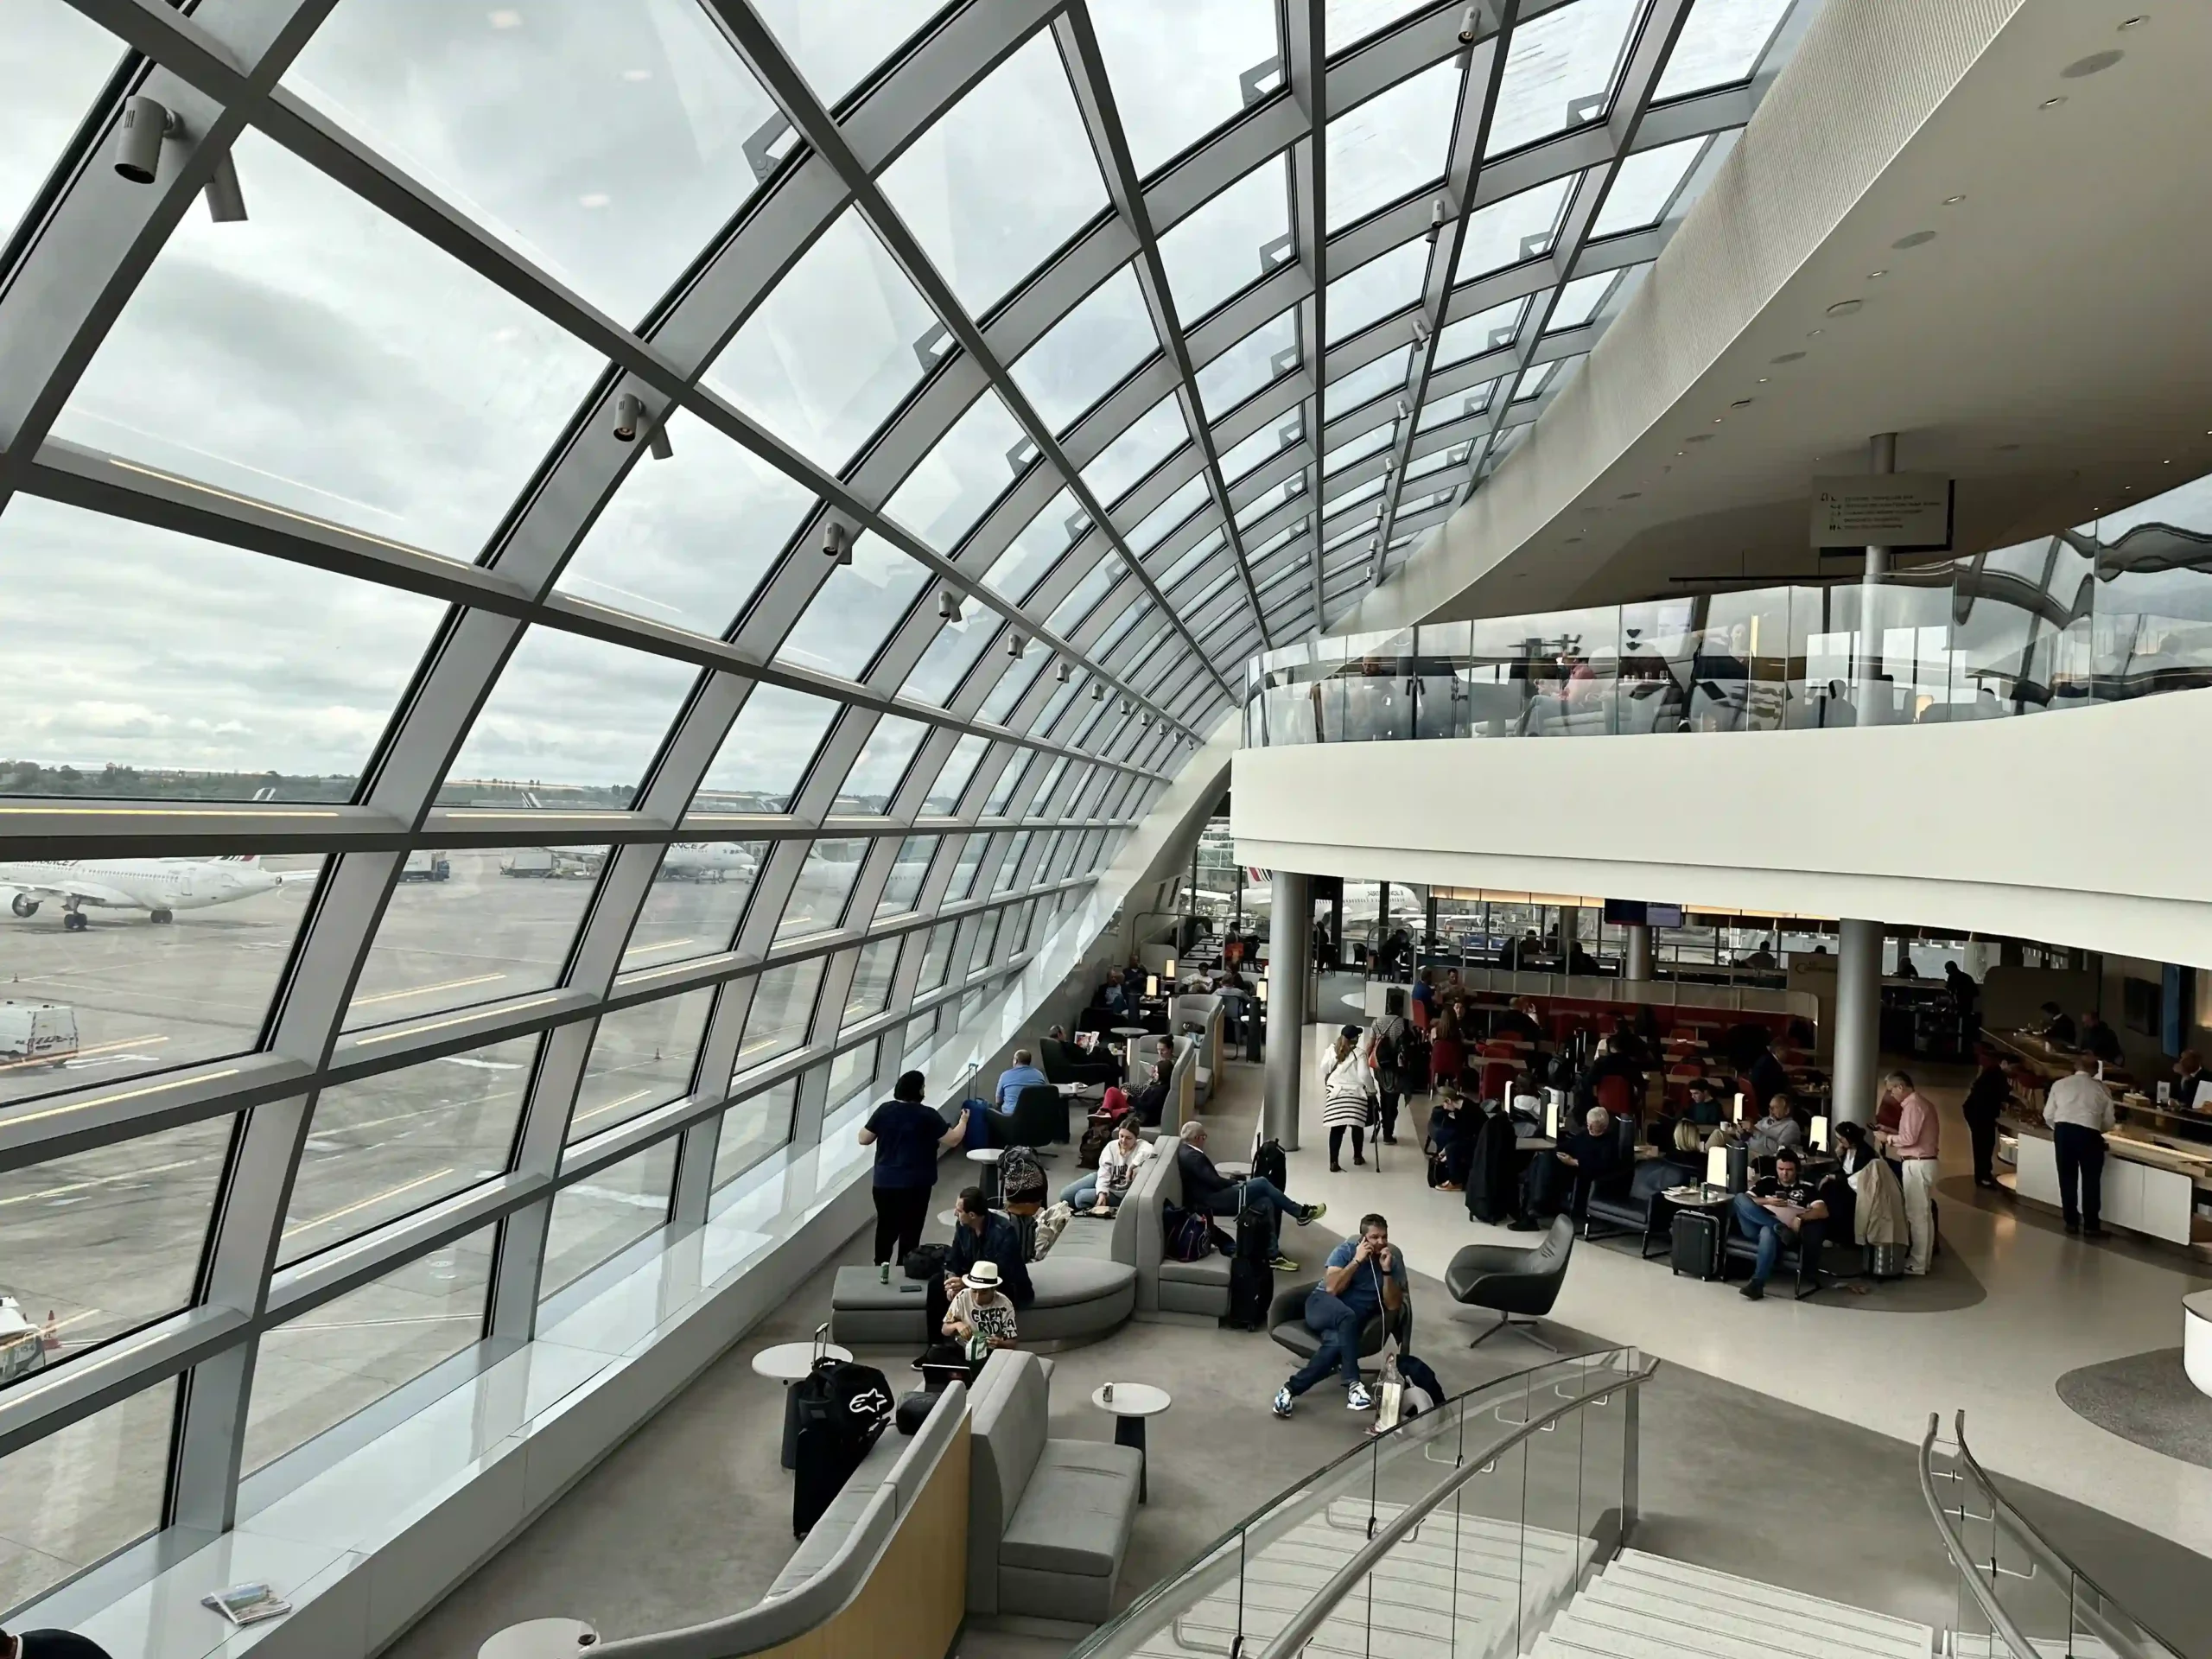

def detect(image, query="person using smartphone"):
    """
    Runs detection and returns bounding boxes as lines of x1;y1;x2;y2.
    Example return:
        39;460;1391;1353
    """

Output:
1272;1214;1408;1417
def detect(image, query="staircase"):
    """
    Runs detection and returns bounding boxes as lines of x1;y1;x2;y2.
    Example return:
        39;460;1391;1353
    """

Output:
1535;1550;1935;1659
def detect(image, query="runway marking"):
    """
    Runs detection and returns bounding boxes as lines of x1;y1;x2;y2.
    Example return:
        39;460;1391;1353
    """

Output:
283;1167;456;1242
0;1155;207;1209
0;1033;169;1074
0;1068;241;1130
569;1088;657;1130
351;994;560;1046
353;972;509;1007
273;1314;481;1333
620;937;696;962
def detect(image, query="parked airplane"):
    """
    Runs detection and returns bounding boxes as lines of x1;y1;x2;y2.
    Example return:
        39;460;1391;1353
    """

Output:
0;855;316;930
658;842;759;882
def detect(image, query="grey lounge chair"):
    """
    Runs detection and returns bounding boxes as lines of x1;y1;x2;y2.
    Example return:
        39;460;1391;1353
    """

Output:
1446;1215;1574;1351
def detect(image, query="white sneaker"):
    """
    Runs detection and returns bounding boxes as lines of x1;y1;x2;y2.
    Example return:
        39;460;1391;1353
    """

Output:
1346;1382;1375;1411
1272;1386;1294;1418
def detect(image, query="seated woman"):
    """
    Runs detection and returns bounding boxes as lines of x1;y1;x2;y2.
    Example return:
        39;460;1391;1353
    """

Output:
941;1261;1019;1381
1059;1117;1154;1214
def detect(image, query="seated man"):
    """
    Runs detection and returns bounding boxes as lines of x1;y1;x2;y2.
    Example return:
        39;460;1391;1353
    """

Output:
1514;1106;1622;1228
1059;1116;1154;1213
2036;1001;2077;1046
1493;998;1543;1044
1682;1077;1726;1128
940;1260;1019;1381
929;1186;1034;1334
1128;1059;1170;1128
1272;1213;1407;1418
995;1048;1050;1112
1425;1086;1474;1191
1731;1147;1828;1300
1043;1024;1120;1086
1744;1090;1803;1161
1178;1119;1325;1272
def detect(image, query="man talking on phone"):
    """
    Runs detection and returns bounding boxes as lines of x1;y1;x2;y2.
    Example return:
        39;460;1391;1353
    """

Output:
1273;1214;1408;1417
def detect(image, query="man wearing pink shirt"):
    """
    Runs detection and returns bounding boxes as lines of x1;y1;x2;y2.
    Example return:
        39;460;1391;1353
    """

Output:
1878;1071;1940;1274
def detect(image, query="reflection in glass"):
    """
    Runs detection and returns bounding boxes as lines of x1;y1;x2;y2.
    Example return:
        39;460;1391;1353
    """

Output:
244;1229;493;1476
557;410;811;637
1010;265;1158;435
280;1036;537;1266
1326;239;1427;341
1197;308;1299;416
836;715;929;811
1081;393;1187;506
1325;58;1457;230
288;0;775;328
925;734;989;813
1486;0;1640;158
1159;157;1291;324
57;128;604;563
0;1381;175;1611
1656;0;1795;100
777;840;867;938
569;988;714;1142
775;533;929;683
1093;0;1281;177
346;849;605;1031
0;852;320;1108
880;31;1106;315
736;960;824;1071
884;391;1027;552
843;938;902;1027
877;836;935;916
714;1077;796;1191
442;629;697;806
0;498;442;800
702;207;939;472
0;1118;232;1388
627;842;762;968
695;684;838;812
542;1139;675;1300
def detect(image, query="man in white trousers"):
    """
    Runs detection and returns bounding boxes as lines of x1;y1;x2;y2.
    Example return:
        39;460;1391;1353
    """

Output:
1878;1071;1941;1274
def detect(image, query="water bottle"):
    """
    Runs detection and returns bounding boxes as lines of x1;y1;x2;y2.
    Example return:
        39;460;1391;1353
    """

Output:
879;1261;890;1285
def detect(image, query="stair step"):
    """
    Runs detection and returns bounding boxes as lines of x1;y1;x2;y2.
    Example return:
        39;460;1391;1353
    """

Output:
1608;1551;1934;1649
1583;1578;1927;1659
1560;1599;1916;1659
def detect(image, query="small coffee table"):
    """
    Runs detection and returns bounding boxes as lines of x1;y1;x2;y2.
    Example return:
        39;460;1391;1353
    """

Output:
480;1617;600;1658
1091;1382;1171;1503
1113;1025;1151;1078
754;1338;851;1470
966;1145;1004;1204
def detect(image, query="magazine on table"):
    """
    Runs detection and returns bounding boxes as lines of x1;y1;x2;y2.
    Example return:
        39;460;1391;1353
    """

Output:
203;1582;292;1626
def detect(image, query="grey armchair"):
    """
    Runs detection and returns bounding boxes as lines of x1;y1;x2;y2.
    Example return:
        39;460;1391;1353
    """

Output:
1267;1278;1412;1373
1446;1215;1574;1351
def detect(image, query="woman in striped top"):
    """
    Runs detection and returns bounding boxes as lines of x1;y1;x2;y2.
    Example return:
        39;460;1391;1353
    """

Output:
1321;1024;1376;1173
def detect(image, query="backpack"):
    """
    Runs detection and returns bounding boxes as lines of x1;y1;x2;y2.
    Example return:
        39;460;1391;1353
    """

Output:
1163;1203;1212;1263
1032;1201;1074;1259
1077;1115;1116;1170
1249;1136;1288;1191
1370;1022;1404;1091
998;1145;1046;1208
902;1241;950;1281
1426;1147;1452;1189
1397;1352;1445;1417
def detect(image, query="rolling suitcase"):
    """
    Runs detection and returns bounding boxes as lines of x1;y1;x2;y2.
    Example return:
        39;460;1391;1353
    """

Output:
1669;1208;1725;1281
791;1355;893;1536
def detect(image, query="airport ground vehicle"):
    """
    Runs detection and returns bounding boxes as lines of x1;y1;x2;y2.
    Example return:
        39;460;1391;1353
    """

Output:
400;850;452;882
0;1297;49;1383
0;1000;78;1069
500;849;558;878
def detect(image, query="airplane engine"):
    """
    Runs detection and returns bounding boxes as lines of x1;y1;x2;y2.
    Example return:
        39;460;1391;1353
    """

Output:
8;891;38;918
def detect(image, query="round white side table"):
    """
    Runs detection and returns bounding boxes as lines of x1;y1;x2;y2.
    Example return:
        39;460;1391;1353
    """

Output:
753;1339;850;1470
2183;1290;2212;1398
480;1618;601;1657
1090;1382;1172;1503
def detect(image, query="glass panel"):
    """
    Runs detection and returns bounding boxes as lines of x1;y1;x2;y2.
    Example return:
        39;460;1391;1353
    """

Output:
1158;157;1291;324
925;734;989;812
569;987;715;1142
345;848;605;1032
542;1139;676;1299
1455;173;1576;280
1129;477;1211;555
1082;393;1188;506
736;959;824;1070
288;0;775;328
1486;0;1641;158
1010;265;1157;436
1219;413;1301;480
829;1039;880;1111
0;3;122;251
442;630;697;806
628;841;762;969
1325;423;1394;474
842;937;902;1028
713;1077;796;1189
1326;58;1458;230
995;830;1033;891
1548;269;1618;330
694;684;839;813
880;32;1106;315
557;410;810;637
1325;344;1412;414
982;652;1051;723
1595;135;1709;235
0;1380;175;1611
1094;0;1279;176
778;839;867;939
981;488;1084;601
835;715;930;812
1656;0;1795;99
0;498;442;800
243;1228;493;1476
948;836;989;899
1325;0;1429;53
1046;562;1118;639
1326;238;1427;341
776;532;929;683
1197;307;1299;416
903;607;999;703
0;851;321;1108
877;835;935;916
1436;296;1528;365
753;0;947;108
918;921;957;990
884;390;1027;552
280;1037;535;1266
0;1118;230;1386
56;127;603;563
702;207;940;472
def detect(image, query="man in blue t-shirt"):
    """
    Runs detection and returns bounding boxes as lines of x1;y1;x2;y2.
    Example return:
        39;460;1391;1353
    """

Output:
995;1048;1050;1112
1272;1213;1408;1416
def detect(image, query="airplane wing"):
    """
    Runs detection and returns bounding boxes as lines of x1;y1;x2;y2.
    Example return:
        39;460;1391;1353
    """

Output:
9;879;140;908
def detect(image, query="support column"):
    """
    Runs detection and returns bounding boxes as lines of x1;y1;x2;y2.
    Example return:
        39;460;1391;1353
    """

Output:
1834;918;1885;1126
1264;871;1312;1151
1855;432;1897;726
1625;924;1653;982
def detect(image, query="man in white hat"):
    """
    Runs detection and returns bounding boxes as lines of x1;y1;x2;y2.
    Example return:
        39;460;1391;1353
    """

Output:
942;1258;1019;1376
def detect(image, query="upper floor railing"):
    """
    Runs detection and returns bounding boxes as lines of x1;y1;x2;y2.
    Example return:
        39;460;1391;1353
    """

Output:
1243;478;2212;746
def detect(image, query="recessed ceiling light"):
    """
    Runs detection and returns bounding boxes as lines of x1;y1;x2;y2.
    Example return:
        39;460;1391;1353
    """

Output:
1867;270;1888;279
1713;416;1724;423
1564;535;1583;543
1826;299;1863;316
2039;95;2068;109
2062;50;2124;77
2119;15;2146;28
1807;328;1823;337
1771;352;1805;364
1731;398;1754;408
1942;194;1967;206
1618;492;1642;499
1757;377;1770;384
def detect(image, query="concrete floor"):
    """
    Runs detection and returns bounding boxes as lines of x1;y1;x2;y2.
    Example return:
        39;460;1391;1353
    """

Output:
377;1052;2212;1659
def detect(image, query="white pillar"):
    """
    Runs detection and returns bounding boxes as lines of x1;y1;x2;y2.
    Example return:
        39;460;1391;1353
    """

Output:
1834;918;1885;1125
1264;872;1312;1151
1855;432;1897;726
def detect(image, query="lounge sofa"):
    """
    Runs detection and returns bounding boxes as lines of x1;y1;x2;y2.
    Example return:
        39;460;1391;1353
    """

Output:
1169;994;1224;1104
967;1351;1142;1624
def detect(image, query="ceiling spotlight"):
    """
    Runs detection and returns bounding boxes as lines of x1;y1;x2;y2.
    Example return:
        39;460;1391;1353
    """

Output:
1426;197;1448;244
647;415;673;461
1395;397;1409;420
1091;681;1105;702
1006;632;1025;658
1458;5;1480;44
1121;696;1133;715
938;588;962;621
1412;314;1431;341
112;95;176;184
1057;659;1071;682
613;392;645;442
203;151;247;222
823;522;852;564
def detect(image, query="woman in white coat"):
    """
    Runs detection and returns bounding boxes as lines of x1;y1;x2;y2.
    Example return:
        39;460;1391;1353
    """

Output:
1321;1024;1376;1172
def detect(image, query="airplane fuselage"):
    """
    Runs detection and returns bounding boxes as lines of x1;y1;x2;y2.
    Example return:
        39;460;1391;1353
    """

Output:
0;857;296;918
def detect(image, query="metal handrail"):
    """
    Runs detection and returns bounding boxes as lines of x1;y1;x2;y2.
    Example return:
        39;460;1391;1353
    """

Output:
1255;1356;1660;1659
1923;1410;2185;1659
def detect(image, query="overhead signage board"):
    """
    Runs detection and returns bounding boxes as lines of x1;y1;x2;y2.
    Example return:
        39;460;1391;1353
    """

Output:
1809;474;1954;550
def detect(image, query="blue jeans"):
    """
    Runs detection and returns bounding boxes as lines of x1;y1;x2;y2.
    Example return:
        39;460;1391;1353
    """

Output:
1731;1193;1790;1287
1287;1289;1364;1395
1198;1177;1304;1258
1060;1176;1097;1207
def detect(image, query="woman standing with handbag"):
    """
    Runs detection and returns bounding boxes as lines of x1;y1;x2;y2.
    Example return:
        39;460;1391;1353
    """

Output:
1322;1025;1376;1172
